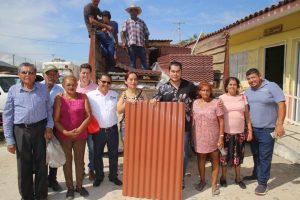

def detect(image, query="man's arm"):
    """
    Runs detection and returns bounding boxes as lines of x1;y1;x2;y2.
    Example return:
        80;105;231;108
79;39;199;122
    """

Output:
88;16;113;32
3;88;16;153
275;101;286;137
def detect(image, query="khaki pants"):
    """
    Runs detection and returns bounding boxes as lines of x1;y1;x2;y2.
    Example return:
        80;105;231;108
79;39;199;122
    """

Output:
60;139;86;189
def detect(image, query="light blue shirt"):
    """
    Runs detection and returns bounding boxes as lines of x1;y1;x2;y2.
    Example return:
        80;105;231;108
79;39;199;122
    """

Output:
41;81;64;105
245;79;285;128
3;82;54;145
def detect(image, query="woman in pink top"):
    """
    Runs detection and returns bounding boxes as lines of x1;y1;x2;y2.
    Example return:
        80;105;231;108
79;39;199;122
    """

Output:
219;77;253;189
54;75;91;199
192;81;224;196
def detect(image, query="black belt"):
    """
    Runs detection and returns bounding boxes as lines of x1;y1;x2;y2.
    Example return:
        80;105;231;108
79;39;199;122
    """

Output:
102;124;117;132
15;118;47;129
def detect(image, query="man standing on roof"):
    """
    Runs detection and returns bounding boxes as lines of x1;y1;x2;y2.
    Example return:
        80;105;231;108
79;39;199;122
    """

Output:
84;0;115;72
121;4;150;70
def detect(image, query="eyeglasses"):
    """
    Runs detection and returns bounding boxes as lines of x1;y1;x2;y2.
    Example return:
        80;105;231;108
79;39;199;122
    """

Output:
20;71;35;75
100;80;111;85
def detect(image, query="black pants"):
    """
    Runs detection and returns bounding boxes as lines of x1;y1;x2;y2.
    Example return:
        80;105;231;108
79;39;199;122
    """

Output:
93;125;119;181
14;120;48;200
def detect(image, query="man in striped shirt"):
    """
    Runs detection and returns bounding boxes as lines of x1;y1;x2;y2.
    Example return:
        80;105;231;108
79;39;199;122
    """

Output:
121;4;150;70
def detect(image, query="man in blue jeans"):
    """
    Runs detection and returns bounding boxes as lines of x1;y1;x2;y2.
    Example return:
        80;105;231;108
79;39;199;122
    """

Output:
121;4;150;69
244;68;286;195
151;61;197;189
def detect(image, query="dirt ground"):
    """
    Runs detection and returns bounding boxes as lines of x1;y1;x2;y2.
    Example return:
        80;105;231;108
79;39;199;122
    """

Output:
0;144;299;200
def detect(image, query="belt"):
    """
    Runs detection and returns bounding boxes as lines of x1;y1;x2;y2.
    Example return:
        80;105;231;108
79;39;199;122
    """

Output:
15;118;47;129
102;124;117;132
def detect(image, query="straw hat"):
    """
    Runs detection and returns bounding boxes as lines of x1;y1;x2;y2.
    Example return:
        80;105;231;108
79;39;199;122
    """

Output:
125;4;142;15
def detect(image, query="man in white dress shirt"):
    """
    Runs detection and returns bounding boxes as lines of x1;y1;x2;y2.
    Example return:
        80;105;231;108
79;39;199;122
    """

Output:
87;74;122;187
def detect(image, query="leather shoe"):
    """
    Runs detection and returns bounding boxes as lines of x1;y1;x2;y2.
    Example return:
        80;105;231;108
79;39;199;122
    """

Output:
93;178;103;187
88;170;95;181
109;178;123;186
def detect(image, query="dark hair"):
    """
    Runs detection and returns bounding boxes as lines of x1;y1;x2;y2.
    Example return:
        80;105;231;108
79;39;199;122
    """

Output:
246;68;260;77
197;81;213;98
18;62;37;73
80;63;92;72
224;77;240;93
102;10;111;19
125;71;138;81
97;73;112;81
169;61;182;71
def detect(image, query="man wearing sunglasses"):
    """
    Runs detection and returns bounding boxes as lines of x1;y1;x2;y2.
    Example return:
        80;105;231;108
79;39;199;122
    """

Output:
87;74;122;187
3;62;53;200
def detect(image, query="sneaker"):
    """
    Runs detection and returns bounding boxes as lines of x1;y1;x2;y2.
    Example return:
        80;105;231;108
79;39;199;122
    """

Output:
220;178;227;187
109;177;123;186
235;179;246;189
88;170;95;181
75;187;89;197
194;181;206;191
49;180;63;192
255;184;268;195
212;185;220;196
66;188;75;199
243;174;257;181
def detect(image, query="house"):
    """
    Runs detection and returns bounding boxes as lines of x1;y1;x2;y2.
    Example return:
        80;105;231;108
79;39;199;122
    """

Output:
0;61;18;74
186;0;300;124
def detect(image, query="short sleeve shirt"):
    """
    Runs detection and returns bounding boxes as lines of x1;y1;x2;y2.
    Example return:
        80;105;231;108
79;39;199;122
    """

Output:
84;3;102;34
245;79;285;128
154;79;197;131
219;94;248;134
87;89;118;128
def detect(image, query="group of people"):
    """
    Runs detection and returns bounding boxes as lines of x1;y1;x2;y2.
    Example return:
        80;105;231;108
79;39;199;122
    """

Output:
151;61;286;196
84;0;150;71
3;63;123;200
3;60;286;199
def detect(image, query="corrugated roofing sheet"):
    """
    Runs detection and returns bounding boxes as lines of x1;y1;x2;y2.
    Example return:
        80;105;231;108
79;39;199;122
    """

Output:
122;101;185;200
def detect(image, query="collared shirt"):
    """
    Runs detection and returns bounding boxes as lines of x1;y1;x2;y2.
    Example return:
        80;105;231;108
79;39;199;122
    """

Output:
122;17;150;47
87;89;118;128
3;82;54;145
153;79;197;131
76;80;98;94
41;81;64;105
84;2;102;35
245;79;285;128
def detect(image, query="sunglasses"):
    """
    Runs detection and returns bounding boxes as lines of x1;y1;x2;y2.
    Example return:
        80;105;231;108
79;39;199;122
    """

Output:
100;80;111;85
20;71;35;75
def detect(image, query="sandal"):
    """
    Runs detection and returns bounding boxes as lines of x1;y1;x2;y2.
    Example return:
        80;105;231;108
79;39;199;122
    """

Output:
195;181;206;191
212;185;220;196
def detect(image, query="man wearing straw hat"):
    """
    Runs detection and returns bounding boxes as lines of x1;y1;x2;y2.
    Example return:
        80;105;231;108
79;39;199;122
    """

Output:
121;4;150;70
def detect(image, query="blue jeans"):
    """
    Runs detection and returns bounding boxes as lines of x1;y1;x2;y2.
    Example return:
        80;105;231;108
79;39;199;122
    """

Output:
87;134;94;171
96;31;116;69
93;125;119;180
250;127;275;186
183;131;190;183
127;45;148;69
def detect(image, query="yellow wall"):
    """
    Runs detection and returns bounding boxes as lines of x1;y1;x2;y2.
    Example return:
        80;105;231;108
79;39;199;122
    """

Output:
229;11;300;93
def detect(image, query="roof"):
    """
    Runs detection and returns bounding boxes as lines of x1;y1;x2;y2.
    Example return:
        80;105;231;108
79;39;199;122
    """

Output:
0;60;15;68
186;0;298;46
157;54;214;83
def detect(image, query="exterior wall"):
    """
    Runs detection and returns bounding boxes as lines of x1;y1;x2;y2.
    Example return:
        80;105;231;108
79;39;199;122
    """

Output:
229;11;300;123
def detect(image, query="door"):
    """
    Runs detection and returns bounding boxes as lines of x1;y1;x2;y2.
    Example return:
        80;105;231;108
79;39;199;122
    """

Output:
265;45;285;89
293;42;300;123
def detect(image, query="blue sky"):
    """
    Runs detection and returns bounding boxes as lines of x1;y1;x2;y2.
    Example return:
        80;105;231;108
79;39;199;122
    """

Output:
0;0;281;65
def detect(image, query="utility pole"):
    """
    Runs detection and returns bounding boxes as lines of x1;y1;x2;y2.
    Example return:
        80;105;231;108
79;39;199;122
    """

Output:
174;21;185;43
12;54;15;66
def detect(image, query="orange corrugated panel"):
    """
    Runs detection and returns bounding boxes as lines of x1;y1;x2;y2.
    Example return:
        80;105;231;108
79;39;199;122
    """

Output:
123;101;185;200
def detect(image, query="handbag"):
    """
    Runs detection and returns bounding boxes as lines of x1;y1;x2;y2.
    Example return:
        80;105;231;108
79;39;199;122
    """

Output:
87;115;101;134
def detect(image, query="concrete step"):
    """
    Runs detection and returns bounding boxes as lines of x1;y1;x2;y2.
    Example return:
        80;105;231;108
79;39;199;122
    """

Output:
273;124;300;164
